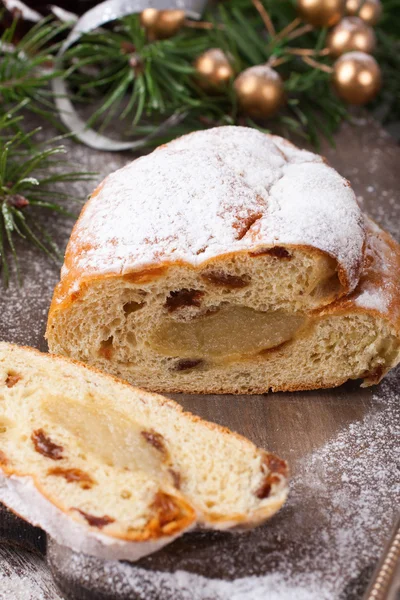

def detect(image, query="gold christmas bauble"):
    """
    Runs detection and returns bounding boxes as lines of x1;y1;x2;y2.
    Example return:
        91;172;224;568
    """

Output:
332;51;381;104
296;0;345;27
140;8;159;28
140;9;185;40
327;16;376;56
194;49;234;90
345;0;382;25
234;65;285;119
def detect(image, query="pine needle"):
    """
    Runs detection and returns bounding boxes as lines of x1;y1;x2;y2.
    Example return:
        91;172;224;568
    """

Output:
0;105;94;286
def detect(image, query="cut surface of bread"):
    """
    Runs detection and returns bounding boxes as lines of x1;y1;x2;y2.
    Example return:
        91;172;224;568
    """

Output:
47;214;400;393
47;215;400;394
0;343;288;560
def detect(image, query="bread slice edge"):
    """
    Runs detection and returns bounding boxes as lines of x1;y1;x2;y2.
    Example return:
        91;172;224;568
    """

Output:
0;342;289;559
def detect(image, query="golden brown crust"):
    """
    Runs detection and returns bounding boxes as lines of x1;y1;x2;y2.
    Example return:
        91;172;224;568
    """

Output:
123;378;350;395
0;462;196;542
315;218;400;335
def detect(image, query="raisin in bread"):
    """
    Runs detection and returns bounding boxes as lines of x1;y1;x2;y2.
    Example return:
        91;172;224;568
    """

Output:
47;126;400;394
0;343;288;561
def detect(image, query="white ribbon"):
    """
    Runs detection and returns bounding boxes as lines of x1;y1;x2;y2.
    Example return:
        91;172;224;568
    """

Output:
52;0;207;151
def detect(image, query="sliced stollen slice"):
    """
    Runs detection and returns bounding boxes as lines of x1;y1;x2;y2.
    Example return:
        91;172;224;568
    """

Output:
0;343;288;561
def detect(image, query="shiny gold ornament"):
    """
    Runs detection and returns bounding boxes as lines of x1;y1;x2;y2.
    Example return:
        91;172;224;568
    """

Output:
296;0;345;27
234;65;285;119
140;9;185;40
332;51;381;104
345;0;382;25
194;49;234;90
327;16;376;56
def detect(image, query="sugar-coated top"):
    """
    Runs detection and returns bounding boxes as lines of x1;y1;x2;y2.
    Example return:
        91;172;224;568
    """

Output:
59;126;365;298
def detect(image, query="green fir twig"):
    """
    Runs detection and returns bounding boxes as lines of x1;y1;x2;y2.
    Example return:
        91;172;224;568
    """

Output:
1;2;399;147
62;3;348;146
0;16;68;122
0;104;94;286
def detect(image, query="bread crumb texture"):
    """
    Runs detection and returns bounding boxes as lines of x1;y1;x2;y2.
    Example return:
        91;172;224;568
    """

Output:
44;374;400;600
47;211;400;393
0;343;288;559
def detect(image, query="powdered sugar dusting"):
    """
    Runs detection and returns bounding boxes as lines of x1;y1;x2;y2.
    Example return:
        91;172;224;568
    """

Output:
0;570;50;600
356;288;388;311
61;126;365;299
48;375;399;599
353;217;400;317
0;546;63;600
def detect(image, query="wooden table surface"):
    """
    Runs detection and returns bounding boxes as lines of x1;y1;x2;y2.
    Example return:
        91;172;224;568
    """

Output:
0;116;399;600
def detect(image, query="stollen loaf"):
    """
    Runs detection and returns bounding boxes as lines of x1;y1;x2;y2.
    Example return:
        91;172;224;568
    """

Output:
46;127;400;393
0;343;288;561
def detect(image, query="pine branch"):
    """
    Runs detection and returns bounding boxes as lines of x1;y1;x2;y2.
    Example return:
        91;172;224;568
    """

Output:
0;105;94;286
2;0;398;148
0;17;67;122
1;0;398;150
63;2;349;146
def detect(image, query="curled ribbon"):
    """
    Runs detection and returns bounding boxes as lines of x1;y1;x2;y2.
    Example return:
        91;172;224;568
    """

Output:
52;0;207;151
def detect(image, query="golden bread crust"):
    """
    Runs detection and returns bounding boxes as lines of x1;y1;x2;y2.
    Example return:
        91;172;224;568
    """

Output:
316;218;400;333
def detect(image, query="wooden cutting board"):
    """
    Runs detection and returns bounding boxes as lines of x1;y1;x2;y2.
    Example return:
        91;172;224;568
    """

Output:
0;115;399;600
